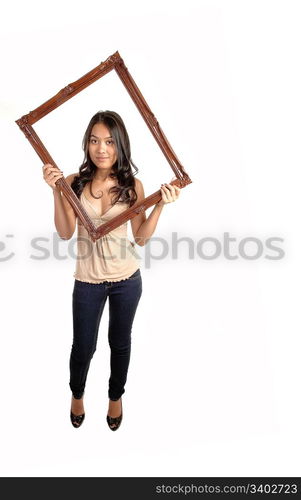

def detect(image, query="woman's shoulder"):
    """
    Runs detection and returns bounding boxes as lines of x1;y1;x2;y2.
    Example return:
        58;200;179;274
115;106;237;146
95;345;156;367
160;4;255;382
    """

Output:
134;177;144;189
133;177;145;199
65;172;78;186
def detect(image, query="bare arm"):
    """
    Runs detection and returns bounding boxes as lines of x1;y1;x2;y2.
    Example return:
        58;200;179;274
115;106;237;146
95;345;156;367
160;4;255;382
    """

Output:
43;164;77;240
131;179;180;246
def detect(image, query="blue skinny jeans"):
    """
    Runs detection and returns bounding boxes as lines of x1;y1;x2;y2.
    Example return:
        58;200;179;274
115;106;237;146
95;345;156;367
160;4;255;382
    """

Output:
69;268;142;401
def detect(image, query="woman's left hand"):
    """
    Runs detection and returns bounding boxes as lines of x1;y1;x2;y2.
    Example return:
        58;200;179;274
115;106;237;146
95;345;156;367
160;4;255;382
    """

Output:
157;182;181;207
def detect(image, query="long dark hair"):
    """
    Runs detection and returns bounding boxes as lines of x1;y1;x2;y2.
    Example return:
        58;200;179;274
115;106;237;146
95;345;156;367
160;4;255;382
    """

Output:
71;110;138;207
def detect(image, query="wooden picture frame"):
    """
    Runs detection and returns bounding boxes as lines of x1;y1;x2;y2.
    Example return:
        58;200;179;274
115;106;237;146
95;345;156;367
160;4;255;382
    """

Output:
16;51;192;242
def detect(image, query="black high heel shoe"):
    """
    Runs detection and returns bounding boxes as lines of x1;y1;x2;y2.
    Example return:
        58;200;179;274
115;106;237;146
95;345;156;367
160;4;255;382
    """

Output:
70;395;85;428
106;398;123;431
70;411;85;428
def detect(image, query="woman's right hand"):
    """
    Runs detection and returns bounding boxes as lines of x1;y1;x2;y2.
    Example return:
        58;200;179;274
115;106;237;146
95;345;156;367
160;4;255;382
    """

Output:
42;163;64;190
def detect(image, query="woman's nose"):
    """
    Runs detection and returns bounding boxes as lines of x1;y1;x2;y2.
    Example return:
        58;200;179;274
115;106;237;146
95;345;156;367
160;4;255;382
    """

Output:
97;141;106;153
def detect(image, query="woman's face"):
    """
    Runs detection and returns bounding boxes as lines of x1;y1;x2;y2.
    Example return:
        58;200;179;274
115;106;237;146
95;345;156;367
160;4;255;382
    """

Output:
88;122;118;171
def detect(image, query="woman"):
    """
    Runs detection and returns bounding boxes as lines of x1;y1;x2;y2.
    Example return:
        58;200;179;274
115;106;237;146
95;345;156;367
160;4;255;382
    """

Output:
42;110;180;431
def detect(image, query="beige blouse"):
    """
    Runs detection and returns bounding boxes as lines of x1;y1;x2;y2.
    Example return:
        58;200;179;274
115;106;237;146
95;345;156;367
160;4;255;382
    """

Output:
73;192;141;283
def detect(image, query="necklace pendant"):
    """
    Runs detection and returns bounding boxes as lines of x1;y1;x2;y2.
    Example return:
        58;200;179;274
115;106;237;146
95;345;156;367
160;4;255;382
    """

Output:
89;181;103;199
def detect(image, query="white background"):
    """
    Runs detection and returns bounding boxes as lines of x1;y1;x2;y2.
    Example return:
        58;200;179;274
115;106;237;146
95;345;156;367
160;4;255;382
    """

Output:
1;0;301;477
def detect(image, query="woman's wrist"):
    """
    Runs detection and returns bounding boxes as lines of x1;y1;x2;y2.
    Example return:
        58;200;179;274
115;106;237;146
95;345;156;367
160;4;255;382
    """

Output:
52;186;61;195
